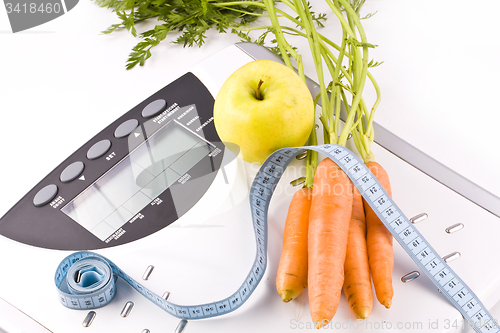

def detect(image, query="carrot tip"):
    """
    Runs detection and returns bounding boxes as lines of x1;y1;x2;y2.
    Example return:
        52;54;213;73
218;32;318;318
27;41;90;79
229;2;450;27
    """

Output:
313;318;331;329
382;299;392;309
278;290;300;303
356;308;371;320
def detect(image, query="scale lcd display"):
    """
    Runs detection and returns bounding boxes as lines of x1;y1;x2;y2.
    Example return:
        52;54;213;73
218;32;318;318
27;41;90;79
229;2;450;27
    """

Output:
61;120;214;241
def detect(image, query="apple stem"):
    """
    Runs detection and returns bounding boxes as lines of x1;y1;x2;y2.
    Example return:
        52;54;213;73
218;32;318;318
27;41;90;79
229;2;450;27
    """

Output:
255;79;264;100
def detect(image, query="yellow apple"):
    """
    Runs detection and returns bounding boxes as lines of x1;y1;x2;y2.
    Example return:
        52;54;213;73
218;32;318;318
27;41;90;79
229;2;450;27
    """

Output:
214;60;315;164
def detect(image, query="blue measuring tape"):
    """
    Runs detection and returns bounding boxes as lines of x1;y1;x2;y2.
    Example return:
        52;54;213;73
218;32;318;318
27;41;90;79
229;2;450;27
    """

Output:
55;144;499;332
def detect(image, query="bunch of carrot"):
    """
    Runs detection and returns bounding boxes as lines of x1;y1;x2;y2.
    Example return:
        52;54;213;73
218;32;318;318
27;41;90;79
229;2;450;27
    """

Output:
276;155;394;327
191;0;395;326
266;0;395;328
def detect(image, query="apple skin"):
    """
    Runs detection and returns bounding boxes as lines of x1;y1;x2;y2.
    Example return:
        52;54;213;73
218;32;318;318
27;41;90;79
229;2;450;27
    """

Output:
214;60;315;164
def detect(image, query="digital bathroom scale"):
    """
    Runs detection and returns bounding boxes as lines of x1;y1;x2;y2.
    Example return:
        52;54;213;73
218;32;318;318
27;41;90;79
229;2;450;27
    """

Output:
0;72;227;250
1;43;500;333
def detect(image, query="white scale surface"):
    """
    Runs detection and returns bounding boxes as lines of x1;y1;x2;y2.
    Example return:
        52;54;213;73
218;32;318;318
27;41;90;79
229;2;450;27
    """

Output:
1;1;500;332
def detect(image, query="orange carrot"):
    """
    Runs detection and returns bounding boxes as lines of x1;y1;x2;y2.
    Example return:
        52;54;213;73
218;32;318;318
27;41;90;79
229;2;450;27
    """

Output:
308;158;353;328
363;161;394;309
343;187;373;319
276;187;312;302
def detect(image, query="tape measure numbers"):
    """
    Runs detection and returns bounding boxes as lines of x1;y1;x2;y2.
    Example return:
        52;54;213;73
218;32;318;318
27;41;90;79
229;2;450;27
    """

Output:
55;144;498;332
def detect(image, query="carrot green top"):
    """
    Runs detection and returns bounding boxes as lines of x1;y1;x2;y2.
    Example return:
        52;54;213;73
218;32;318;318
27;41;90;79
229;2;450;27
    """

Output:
254;0;382;186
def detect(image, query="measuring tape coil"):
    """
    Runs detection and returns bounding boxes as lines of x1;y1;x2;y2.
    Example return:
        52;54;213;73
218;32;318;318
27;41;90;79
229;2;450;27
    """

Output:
55;144;498;332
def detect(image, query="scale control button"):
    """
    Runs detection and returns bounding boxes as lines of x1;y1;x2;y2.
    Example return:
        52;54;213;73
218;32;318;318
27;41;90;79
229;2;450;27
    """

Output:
33;184;58;207
114;119;139;138
142;99;166;118
87;139;112;160
60;161;85;183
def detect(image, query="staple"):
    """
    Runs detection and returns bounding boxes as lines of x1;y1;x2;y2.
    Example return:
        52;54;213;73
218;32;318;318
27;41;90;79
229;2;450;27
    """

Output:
82;311;96;327
290;177;306;187
401;271;420;283
410;213;428;224
163;291;171;300
445;223;464;234
442;252;461;263
295;150;308;160
120;301;134;317
142;265;155;280
175;319;188;333
75;270;82;284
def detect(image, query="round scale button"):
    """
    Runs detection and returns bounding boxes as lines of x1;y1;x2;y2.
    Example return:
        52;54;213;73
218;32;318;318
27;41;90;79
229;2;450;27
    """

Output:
60;161;85;183
33;184;58;207
87;139;112;160
114;119;139;138
142;99;167;118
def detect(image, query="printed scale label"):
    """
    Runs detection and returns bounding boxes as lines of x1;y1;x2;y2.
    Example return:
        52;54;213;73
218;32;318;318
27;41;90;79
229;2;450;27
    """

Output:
55;144;498;332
